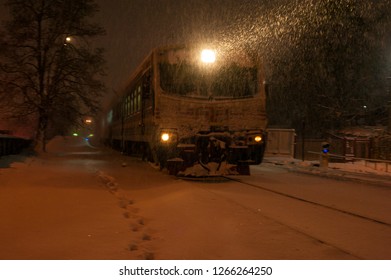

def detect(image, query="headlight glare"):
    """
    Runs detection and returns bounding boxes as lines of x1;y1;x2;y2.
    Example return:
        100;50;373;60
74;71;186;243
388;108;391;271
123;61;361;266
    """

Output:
254;135;262;142
161;133;170;142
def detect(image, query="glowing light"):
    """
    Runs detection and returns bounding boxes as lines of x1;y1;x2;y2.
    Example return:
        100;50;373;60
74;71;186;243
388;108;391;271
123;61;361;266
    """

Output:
85;119;92;124
161;133;170;142
201;49;216;63
65;37;71;42
254;136;262;142
72;133;78;136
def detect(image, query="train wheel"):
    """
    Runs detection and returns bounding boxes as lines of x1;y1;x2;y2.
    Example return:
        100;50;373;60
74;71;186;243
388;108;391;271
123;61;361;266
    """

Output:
144;143;155;163
147;144;160;166
236;165;250;175
156;147;168;170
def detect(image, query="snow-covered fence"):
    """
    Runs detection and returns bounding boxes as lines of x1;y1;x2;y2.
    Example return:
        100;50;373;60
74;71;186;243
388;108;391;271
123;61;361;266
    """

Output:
363;158;391;173
0;134;31;157
295;139;325;161
308;151;391;173
265;128;296;158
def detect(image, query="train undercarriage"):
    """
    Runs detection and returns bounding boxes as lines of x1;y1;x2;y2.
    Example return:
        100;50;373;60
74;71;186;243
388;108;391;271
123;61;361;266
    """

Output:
154;129;266;177
111;128;266;177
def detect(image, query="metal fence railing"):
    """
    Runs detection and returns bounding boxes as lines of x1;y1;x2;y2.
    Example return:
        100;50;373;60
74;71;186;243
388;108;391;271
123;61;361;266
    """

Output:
308;151;391;173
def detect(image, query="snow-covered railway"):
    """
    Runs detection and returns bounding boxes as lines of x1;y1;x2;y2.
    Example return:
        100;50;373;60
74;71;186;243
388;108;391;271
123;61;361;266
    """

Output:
101;45;268;176
193;168;391;259
226;176;391;227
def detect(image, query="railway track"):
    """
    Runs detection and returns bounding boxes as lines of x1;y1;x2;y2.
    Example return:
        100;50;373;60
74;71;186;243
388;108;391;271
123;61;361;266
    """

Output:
184;173;391;259
224;176;391;227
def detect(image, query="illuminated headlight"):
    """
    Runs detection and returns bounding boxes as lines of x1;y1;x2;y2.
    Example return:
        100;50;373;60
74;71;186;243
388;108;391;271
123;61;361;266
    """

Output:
254;135;262;142
160;130;178;143
201;49;216;63
161;133;170;142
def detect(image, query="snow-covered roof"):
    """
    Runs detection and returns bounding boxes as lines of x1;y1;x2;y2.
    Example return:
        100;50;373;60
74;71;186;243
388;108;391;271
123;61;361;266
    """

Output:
334;126;388;138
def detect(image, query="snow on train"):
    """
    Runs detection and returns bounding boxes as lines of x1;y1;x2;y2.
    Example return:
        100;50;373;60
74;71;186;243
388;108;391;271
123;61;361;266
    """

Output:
101;45;268;176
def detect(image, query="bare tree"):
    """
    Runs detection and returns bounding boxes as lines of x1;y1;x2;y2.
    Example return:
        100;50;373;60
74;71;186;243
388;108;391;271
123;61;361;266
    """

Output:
0;0;106;151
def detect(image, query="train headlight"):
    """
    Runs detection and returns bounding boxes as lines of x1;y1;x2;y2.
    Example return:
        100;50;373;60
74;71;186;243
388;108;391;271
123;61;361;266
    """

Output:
161;133;170;142
254;135;262;142
201;49;216;63
159;130;178;143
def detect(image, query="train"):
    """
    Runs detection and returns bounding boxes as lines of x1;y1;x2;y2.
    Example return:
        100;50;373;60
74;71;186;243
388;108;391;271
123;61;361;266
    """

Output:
101;45;268;176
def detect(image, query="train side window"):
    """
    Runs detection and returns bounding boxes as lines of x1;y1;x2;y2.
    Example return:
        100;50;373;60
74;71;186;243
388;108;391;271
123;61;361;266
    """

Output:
123;96;126;116
130;94;132;114
130;92;134;115
136;90;138;113
133;92;136;113
123;97;126;117
134;89;138;113
137;86;141;111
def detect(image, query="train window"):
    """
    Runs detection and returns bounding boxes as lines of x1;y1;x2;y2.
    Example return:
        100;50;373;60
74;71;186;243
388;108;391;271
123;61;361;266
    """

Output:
123;96;126;116
159;63;197;96
136;89;138;112
123;97;126;117
212;65;258;98
159;62;258;99
132;91;136;114
137;86;141;111
130;93;134;114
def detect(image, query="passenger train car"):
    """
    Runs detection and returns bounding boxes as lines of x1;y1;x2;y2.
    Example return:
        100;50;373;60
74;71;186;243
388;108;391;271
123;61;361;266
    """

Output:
102;45;267;176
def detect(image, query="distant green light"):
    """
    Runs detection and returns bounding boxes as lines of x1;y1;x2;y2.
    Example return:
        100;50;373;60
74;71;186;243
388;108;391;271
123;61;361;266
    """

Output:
88;133;94;137
72;133;78;136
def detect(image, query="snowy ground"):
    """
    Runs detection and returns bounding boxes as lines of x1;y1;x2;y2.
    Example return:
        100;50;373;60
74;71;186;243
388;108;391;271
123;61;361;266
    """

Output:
0;137;135;259
0;136;390;260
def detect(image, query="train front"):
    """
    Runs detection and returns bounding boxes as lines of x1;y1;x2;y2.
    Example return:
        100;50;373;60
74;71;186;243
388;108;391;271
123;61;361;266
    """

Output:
153;45;267;176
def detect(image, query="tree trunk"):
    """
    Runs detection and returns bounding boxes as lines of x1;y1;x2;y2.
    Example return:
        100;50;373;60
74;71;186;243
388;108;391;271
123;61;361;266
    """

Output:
35;111;49;152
